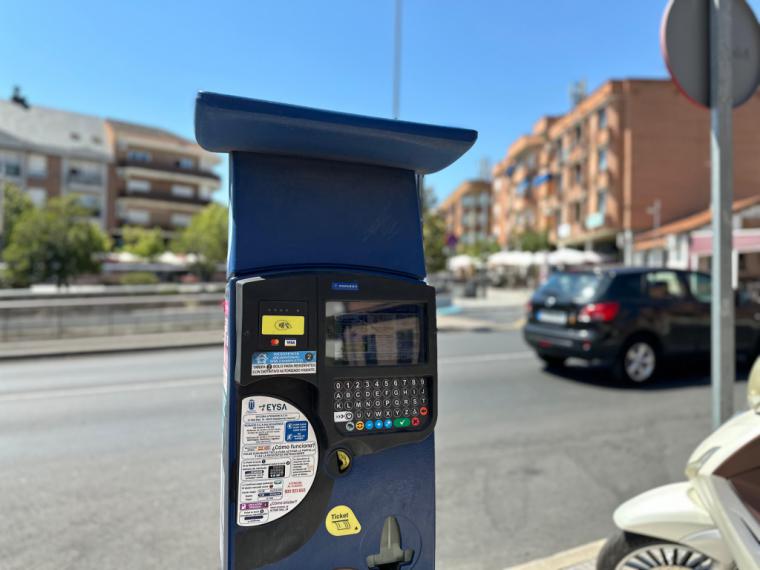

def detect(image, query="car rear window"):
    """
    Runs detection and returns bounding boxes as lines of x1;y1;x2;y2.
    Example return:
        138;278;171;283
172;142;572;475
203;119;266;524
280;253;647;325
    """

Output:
536;272;605;303
605;273;643;299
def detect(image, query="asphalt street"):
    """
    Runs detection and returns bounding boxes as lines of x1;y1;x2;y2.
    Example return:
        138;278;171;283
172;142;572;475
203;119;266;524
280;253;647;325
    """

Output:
0;309;750;570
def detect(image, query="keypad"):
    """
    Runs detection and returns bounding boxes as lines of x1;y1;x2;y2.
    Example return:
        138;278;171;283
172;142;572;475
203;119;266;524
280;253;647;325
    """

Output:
332;377;431;434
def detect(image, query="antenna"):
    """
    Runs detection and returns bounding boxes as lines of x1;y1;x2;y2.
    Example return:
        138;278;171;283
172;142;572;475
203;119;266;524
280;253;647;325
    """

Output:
479;157;492;180
569;79;587;107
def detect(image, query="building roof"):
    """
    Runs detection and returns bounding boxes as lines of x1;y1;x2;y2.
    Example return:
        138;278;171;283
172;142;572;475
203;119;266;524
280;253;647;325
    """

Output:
634;193;760;247
108;118;197;148
0;99;112;160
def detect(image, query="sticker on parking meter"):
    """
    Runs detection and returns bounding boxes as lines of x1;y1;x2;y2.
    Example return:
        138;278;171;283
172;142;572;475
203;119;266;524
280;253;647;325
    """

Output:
251;351;317;376
237;396;318;527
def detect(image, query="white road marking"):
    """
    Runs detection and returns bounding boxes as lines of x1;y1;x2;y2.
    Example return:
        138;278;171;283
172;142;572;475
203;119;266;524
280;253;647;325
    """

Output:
0;351;537;403
439;351;534;365
0;377;217;403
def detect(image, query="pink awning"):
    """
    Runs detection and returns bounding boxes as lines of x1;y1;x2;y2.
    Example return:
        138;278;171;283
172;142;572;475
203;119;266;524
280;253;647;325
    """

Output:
691;229;760;256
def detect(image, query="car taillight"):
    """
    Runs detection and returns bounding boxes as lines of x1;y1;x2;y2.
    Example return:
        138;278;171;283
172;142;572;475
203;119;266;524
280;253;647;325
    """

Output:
578;301;620;323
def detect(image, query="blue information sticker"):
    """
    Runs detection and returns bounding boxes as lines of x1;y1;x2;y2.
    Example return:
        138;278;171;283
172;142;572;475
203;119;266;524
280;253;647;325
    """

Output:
251;351;317;376
285;421;309;442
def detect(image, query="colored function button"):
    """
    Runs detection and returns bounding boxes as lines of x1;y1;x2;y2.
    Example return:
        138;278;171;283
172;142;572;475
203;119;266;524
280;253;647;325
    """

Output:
364;421;374;430
420;406;429;416
411;417;420;427
355;421;364;431
393;418;411;428
384;419;393;429
374;420;383;429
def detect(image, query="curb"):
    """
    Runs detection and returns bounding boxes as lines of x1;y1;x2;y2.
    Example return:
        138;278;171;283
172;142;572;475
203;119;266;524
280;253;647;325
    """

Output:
505;540;604;570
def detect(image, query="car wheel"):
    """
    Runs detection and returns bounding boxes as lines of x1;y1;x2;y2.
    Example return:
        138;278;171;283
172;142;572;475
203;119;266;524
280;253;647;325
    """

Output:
596;531;722;570
615;337;658;384
539;355;566;368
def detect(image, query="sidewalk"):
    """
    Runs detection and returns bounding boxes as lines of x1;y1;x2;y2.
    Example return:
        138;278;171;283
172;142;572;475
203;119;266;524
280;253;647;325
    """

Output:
0;330;221;360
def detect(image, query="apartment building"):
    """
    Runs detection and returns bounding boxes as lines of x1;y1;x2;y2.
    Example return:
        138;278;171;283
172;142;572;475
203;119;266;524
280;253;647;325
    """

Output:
0;90;221;240
491;79;760;260
0;93;112;230
438;180;492;247
107;120;220;237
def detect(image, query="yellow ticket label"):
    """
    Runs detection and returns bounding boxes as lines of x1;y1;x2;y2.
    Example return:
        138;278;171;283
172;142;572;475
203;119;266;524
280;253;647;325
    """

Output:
325;505;361;537
261;315;305;336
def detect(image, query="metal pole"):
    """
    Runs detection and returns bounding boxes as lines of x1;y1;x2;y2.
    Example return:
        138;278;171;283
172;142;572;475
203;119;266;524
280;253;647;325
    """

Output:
710;0;735;427
393;0;402;119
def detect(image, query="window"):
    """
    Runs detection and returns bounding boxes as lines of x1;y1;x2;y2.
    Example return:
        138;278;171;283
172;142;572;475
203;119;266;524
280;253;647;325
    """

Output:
176;157;194;169
28;154;47;177
556;172;564;195
1;152;22;177
125;209;150;225
645;271;686;299
171;213;192;227
597;189;607;214
606;274;642;299
76;193;102;216
127;150;151;163
574;163;583;185
687;273;711;303
171;184;194;199
199;186;214;200
68;160;102;185
574;124;583;144
598;148;608;172
573;201;582;223
127;179;151;193
26;187;46;207
598;107;608;129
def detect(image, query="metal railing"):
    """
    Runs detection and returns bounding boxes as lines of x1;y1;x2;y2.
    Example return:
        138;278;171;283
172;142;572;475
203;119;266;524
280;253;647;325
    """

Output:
0;292;224;342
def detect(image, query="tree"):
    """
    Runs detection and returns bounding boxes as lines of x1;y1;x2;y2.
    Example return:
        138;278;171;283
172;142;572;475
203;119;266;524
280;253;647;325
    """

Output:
121;225;166;261
420;185;448;273
515;229;550;252
2;195;111;287
457;238;500;261
1;183;33;252
172;203;228;280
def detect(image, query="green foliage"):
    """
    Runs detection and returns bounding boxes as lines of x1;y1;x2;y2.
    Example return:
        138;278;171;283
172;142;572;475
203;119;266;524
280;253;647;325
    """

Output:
172;203;228;280
420;185;448;273
2;195;111;287
457;238;500;260
119;271;160;285
1;183;34;251
121;225;166;261
515;229;550;252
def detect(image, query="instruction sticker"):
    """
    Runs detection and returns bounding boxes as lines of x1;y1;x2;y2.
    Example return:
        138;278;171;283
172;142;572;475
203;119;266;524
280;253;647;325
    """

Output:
325;505;362;537
237;396;318;527
251;351;317;376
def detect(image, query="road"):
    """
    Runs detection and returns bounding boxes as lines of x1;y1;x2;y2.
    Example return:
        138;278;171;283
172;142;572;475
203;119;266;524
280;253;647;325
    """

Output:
0;309;750;570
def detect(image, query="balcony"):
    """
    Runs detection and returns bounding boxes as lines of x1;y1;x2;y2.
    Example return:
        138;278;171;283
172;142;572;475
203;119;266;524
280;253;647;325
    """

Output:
118;159;220;181
119;188;211;206
67;172;104;186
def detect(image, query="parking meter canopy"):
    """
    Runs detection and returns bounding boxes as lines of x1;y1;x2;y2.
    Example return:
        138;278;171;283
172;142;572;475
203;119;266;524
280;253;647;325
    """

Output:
195;92;477;279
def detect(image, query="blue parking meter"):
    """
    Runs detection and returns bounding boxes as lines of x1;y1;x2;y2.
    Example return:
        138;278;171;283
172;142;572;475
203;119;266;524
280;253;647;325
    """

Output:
195;92;476;570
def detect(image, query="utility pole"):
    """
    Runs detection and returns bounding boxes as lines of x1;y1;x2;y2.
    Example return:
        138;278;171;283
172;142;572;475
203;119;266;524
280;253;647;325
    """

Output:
646;199;662;230
393;0;402;119
710;0;735;427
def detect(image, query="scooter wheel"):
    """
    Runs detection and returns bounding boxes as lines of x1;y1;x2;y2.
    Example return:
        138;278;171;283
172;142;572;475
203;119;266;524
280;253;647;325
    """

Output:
596;531;723;570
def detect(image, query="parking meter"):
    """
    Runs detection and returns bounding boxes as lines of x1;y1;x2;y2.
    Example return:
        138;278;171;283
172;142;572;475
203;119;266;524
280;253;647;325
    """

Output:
195;92;476;570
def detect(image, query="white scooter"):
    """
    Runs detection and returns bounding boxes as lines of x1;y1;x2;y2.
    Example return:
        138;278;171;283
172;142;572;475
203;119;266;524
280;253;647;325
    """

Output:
598;359;760;570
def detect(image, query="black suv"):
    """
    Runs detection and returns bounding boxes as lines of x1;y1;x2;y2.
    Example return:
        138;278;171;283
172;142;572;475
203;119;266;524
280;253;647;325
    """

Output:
523;267;760;383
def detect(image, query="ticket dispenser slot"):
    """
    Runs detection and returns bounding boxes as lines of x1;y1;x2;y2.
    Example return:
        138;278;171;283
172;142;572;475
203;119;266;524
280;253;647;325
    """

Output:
195;91;476;570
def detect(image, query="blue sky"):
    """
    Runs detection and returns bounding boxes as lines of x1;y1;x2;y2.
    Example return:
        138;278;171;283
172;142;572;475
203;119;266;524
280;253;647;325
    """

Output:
3;0;758;204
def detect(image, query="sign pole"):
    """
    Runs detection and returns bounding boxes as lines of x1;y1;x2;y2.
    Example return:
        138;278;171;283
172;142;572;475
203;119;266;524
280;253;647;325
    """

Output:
710;0;735;427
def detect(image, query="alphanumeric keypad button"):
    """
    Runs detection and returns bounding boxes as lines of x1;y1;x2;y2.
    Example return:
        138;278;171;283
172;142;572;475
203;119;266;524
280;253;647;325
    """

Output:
334;401;344;411
373;399;382;408
402;408;410;416
411;388;418;396
393;398;401;407
383;409;392;418
354;410;363;420
393;408;403;417
411;407;419;416
363;380;372;389
410;378;418;387
345;400;354;409
335;381;344;391
419;387;427;396
334;392;343;400
392;388;400;397
363;390;372;399
382;378;391;388
373;379;382;388
373;389;382;398
382;389;391;397
353;390;361;399
373;410;383;419
354;400;363;409
392;378;400;387
401;388;409;396
401;378;409;387
420;396;428;405
402;398;410;407
411;397;419;406
344;391;352;400
383;399;392;408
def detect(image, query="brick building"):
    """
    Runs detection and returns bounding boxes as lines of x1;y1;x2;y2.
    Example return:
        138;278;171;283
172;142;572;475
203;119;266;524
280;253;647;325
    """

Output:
0;91;220;241
438;179;492;247
491;79;760;261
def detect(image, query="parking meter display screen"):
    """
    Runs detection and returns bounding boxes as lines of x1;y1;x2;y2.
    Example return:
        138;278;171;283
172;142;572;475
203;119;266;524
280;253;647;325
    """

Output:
325;301;426;366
